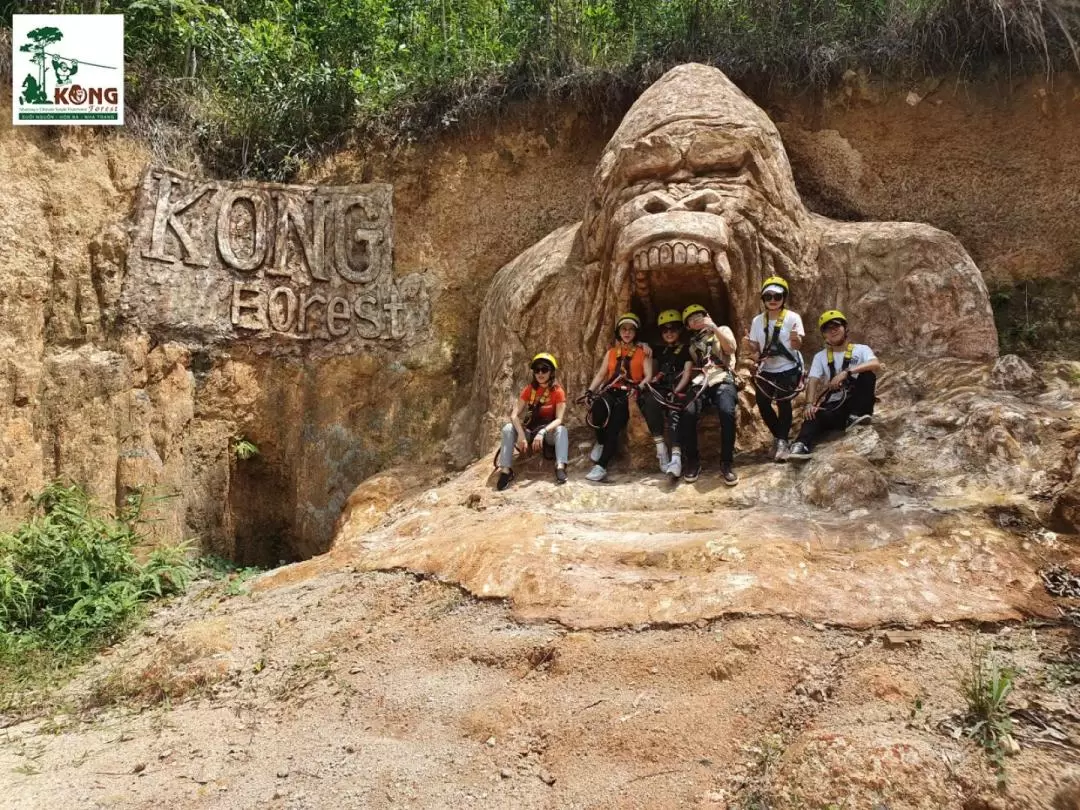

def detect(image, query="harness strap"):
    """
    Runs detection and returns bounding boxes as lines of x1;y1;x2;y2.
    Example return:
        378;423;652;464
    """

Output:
523;383;556;427
826;343;855;379
607;344;637;388
761;310;800;364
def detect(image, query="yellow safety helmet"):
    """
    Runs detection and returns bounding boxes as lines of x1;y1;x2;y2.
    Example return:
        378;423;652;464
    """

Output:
761;276;789;296
818;309;848;330
530;352;558;371
616;312;641;330
657;309;682;327
682;303;708;323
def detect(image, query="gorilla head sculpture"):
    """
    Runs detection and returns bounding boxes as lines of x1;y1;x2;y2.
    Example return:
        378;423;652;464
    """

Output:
583;65;812;338
452;63;996;461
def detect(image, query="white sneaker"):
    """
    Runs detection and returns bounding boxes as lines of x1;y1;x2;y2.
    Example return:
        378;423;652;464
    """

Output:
666;455;682;479
774;439;790;463
589;443;604;463
787;442;812;461
846;414;872;430
585;464;607;482
655;441;670;472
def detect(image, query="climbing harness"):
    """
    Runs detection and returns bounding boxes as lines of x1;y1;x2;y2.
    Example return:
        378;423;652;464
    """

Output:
753;309;806;402
575;372;631;429
812;343;856;413
522;382;555;429
753;365;806;402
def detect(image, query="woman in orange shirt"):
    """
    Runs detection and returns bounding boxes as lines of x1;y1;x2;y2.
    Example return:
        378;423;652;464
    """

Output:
583;313;652;482
496;352;568;490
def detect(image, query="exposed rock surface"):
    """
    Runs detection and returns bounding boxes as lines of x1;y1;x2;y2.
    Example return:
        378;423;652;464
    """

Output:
324;354;1079;629
796;452;889;511
992;353;1045;392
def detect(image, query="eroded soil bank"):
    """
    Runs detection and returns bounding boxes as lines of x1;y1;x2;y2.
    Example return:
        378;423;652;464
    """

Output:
1;71;1078;562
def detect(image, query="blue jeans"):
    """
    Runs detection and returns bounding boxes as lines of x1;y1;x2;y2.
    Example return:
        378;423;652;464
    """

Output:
499;422;568;469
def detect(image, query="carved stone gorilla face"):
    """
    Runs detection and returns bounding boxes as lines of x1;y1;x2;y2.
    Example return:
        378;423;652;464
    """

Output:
582;65;811;333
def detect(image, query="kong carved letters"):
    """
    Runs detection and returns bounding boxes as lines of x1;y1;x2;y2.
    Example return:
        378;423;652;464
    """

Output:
122;169;429;350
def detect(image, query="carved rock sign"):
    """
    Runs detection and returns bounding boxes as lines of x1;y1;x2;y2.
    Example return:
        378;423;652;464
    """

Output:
122;168;429;349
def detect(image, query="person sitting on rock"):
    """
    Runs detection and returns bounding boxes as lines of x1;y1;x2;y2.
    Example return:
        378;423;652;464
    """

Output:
788;310;881;461
679;304;739;486
496;352;569;490
584;312;652;482
746;276;805;463
638;309;694;478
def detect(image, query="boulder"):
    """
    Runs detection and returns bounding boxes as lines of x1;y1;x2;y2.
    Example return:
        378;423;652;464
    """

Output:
1051;479;1080;534
797;453;890;511
991;354;1045;392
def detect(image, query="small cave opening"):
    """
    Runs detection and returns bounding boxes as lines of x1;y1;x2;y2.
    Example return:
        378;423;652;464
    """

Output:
226;440;302;569
631;266;732;344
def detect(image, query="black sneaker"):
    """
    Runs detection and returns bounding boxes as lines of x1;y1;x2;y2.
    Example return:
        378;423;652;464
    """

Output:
554;467;567;485
496;469;514;491
683;465;701;483
720;463;739;486
787;442;812;460
846;414;872;430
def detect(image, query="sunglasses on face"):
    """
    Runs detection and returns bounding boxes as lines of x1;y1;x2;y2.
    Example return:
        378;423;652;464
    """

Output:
761;293;784;302
660;325;680;332
533;365;553;374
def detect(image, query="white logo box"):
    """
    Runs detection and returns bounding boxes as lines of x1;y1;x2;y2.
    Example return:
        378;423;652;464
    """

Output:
12;14;124;126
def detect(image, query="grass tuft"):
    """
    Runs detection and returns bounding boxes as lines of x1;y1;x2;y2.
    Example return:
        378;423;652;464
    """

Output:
959;640;1017;784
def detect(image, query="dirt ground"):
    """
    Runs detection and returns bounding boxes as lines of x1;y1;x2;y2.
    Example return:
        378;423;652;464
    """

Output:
1;567;1077;810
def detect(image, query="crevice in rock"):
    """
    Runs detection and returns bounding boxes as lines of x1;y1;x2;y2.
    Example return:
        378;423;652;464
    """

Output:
226;446;302;568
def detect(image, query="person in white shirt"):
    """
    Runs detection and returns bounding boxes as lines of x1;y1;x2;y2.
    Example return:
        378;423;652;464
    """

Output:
788;309;881;461
746;276;805;463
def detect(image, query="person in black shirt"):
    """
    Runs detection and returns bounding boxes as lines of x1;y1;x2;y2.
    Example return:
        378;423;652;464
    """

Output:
638;309;694;478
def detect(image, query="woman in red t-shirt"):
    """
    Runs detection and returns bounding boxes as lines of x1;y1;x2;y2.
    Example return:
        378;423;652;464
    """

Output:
583;312;652;482
496;352;569;490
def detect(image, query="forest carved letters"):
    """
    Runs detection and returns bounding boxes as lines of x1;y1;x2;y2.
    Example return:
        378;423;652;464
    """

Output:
124;168;428;347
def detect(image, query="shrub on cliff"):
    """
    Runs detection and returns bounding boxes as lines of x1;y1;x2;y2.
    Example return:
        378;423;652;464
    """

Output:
3;0;1078;177
0;483;192;663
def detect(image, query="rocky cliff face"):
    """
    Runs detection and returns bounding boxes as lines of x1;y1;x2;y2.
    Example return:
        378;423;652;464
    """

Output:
0;67;1077;562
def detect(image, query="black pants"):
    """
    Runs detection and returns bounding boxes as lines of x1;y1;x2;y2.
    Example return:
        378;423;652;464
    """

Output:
795;372;877;450
592;390;631;468
678;381;737;467
637;387;682;444
754;367;802;440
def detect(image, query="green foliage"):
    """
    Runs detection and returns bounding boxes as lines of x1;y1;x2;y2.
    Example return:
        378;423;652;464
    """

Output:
232;437;260;461
959;641;1017;783
0;483;192;661
196;553;265;595
5;0;1080;176
990;277;1080;358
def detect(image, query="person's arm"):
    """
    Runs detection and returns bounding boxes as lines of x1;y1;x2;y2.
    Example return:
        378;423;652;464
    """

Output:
711;323;737;356
531;397;566;453
789;314;804;351
509;396;529;452
803;352;826;419
640;351;654;389
828;354;882;391
746;316;763;361
803;375;823;419
674;359;693;394
587;354;609;393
